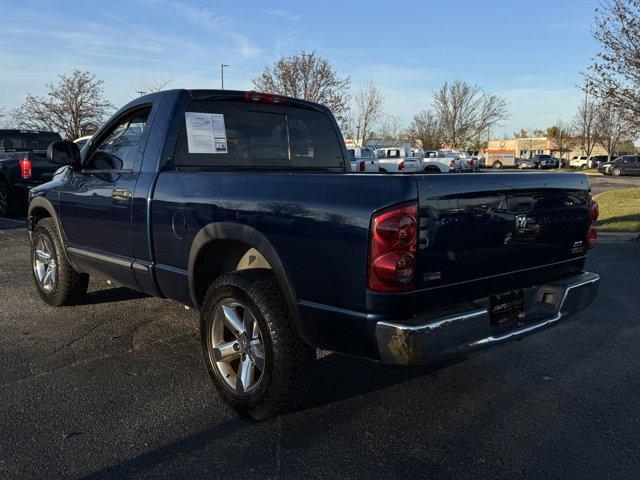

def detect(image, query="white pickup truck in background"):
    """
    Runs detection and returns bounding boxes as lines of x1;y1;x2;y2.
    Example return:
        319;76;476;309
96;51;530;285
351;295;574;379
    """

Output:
375;147;421;173
348;147;379;173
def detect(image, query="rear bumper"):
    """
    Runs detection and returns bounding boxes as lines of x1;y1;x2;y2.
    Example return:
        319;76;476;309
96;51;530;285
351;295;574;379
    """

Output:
376;271;599;365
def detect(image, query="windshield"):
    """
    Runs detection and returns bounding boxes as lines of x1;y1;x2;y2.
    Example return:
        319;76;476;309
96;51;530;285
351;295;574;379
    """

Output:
0;131;62;151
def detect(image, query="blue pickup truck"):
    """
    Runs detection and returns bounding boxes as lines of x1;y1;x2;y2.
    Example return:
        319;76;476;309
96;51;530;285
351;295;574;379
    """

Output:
0;129;62;216
28;89;600;419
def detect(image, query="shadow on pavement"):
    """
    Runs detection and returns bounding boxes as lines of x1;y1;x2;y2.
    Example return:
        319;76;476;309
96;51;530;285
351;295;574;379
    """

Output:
81;286;151;305
81;353;463;479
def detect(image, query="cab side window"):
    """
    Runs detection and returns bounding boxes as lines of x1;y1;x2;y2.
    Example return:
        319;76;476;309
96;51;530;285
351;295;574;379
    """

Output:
86;108;151;171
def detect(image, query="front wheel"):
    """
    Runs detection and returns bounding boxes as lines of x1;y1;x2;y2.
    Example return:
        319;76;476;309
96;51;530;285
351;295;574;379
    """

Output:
31;218;89;306
611;167;622;176
492;161;502;169
201;269;315;420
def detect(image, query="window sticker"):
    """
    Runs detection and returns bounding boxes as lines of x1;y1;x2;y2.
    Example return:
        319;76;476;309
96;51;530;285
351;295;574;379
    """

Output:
185;112;228;154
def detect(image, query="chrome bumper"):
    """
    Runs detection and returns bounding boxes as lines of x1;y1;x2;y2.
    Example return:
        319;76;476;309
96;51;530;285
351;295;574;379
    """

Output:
376;272;600;365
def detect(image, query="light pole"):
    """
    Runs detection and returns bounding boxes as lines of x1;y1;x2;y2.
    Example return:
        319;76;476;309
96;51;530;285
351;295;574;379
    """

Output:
221;64;230;90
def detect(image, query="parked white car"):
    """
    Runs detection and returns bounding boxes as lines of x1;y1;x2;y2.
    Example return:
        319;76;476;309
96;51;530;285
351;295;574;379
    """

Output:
348;147;379;173
424;150;467;172
376;147;421;173
570;155;589;169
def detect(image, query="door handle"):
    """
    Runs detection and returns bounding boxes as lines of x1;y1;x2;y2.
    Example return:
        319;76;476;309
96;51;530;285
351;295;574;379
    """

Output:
111;188;132;200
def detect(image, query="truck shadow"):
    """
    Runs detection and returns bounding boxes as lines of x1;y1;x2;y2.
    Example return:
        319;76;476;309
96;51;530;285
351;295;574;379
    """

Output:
81;286;151;306
81;354;464;479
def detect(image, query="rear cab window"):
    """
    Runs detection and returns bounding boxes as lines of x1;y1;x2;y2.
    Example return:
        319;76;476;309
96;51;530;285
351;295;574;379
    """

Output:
173;100;345;170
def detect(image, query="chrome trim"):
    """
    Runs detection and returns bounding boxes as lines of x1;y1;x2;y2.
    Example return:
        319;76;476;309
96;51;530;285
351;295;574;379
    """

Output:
378;309;486;332
469;274;599;347
376;271;600;365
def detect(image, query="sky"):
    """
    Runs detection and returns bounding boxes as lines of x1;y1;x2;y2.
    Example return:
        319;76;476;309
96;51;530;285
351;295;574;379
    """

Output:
0;0;601;136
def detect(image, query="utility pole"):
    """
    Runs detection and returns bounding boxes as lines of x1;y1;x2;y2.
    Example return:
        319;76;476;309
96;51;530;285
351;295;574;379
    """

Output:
136;90;146;97
221;64;230;90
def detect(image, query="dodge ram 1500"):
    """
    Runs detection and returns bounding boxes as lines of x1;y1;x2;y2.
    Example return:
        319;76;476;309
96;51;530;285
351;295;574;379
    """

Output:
28;89;600;419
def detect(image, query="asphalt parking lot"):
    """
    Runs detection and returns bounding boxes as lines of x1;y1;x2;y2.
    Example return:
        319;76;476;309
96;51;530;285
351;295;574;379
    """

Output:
1;222;639;479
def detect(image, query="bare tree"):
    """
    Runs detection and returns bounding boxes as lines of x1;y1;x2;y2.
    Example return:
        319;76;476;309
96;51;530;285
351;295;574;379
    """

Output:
547;120;576;166
134;77;173;96
0;107;9;128
378;114;403;141
352;82;384;146
10;70;114;140
411;109;443;151
574;93;599;158
252;51;351;125
584;0;640;128
433;80;509;148
595;105;635;160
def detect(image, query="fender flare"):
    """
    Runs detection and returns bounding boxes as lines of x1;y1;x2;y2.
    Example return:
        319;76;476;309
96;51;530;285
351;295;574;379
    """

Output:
27;196;76;267
188;222;303;336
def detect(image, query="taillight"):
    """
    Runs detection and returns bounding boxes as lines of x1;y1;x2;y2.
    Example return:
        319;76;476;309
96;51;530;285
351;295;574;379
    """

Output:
398;161;405;171
467;160;473;166
244;91;286;105
20;158;32;179
368;202;418;292
359;160;365;172
450;159;455;168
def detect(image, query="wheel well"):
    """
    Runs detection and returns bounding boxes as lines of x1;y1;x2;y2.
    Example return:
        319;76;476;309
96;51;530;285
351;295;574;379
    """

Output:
192;240;272;307
30;206;51;225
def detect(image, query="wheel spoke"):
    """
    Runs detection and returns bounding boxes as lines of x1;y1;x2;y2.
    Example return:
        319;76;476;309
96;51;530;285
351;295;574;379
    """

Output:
221;305;243;337
250;340;265;371
35;250;50;262
236;357;254;394
49;265;57;285
42;269;52;289
212;340;240;362
243;309;256;338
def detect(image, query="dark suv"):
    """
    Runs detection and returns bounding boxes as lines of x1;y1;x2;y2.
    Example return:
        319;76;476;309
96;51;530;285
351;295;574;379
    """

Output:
531;154;560;169
598;155;640;176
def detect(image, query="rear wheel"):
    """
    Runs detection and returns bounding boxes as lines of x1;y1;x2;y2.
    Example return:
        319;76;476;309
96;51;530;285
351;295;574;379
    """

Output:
0;182;10;217
201;269;315;420
492;161;502;169
31;218;89;306
379;168;387;173
611;167;622;176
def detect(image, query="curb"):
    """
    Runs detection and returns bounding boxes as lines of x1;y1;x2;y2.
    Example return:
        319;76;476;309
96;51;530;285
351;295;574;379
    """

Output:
597;232;640;243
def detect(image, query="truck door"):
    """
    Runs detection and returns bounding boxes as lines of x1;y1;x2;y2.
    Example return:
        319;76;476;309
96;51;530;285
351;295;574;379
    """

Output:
58;107;152;287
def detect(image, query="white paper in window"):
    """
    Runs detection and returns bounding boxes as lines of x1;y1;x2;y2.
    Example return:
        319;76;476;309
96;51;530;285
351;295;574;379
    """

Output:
185;112;228;154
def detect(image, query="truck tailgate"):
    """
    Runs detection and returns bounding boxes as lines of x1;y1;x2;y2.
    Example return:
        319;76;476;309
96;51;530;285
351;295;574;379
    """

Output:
415;172;591;303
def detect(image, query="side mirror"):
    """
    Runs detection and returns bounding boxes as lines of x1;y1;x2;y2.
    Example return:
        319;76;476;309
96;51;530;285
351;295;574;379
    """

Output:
47;141;81;168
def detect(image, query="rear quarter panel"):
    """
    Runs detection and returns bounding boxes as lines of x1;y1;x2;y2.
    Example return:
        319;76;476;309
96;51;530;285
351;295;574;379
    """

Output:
151;171;417;311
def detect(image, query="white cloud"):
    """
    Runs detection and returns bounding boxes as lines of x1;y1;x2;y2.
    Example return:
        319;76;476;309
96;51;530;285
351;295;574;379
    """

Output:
268;10;301;22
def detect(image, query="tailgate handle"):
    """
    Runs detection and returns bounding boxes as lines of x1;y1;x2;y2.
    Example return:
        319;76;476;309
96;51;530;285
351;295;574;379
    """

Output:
507;195;534;212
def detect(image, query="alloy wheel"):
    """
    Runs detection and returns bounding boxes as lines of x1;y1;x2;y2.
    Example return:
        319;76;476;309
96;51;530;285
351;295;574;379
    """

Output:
209;298;266;395
33;235;57;293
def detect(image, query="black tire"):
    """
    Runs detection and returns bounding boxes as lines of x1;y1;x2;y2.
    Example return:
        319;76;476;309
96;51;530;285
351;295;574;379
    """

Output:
0;181;10;218
492;161;502;169
611;167;622;176
379;168;387;173
31;218;89;306
200;269;315;420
